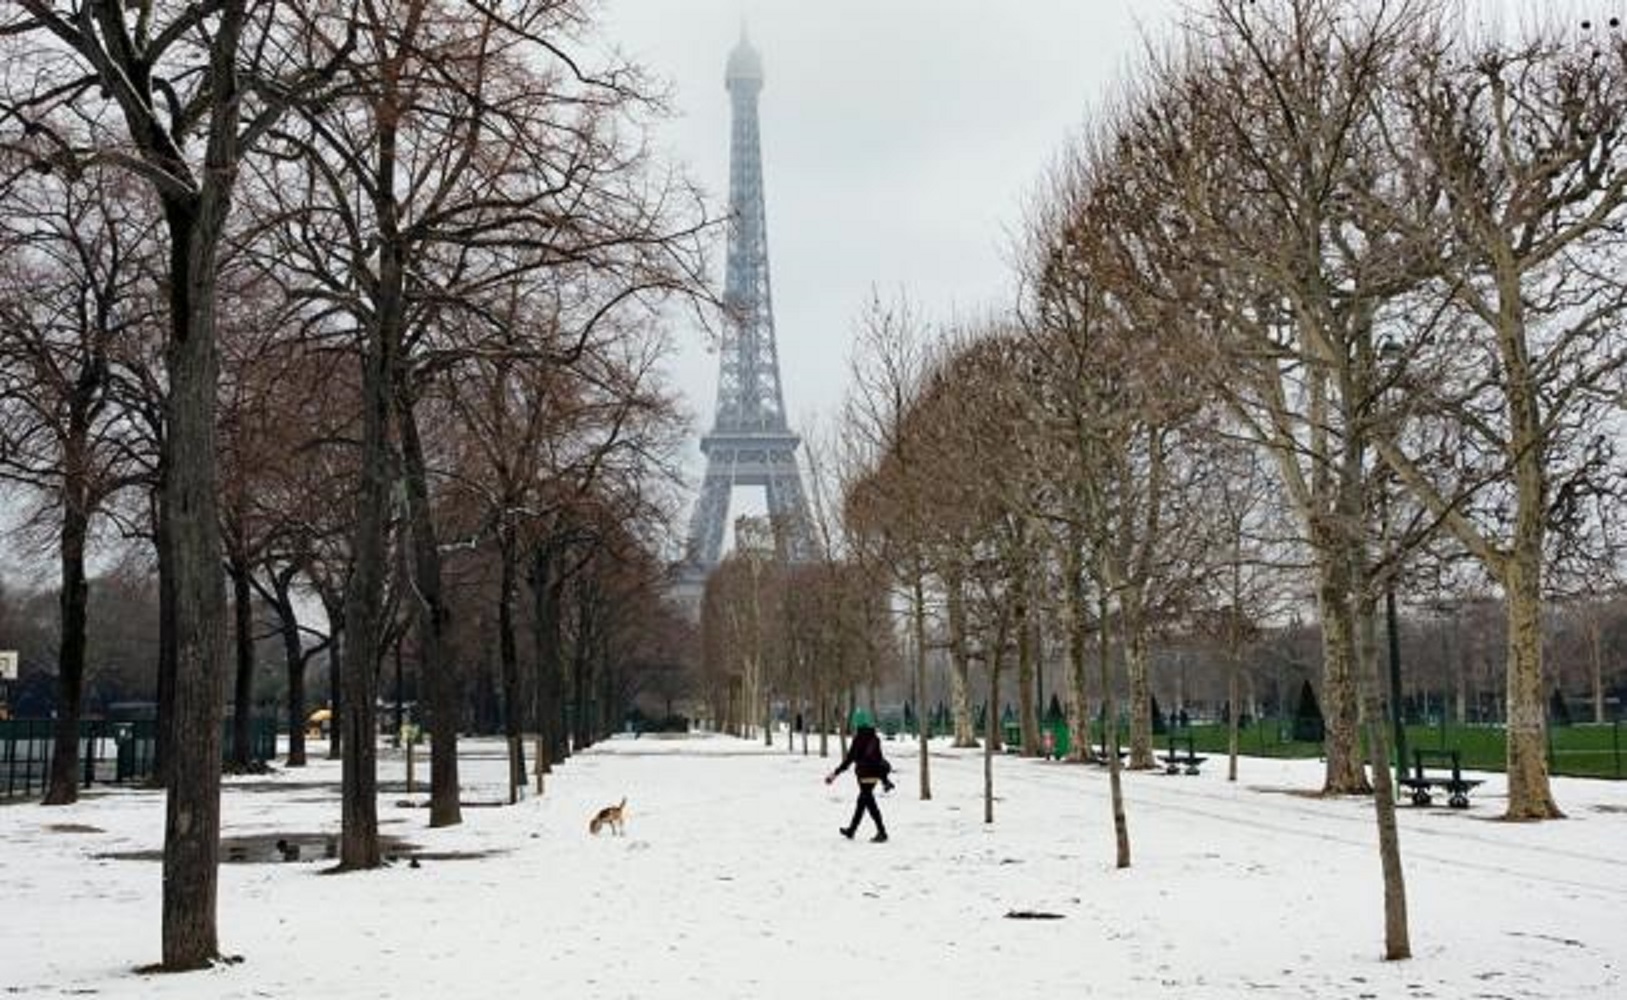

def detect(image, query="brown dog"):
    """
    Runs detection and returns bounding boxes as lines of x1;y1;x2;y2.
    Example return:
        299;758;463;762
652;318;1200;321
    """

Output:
588;797;627;836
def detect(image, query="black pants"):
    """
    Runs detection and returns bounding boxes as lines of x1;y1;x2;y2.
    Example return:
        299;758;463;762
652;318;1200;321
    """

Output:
848;781;885;834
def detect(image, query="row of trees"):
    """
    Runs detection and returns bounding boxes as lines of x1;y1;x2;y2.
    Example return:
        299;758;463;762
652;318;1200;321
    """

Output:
698;514;893;751
692;562;1626;751
2;0;709;969
697;0;1627;964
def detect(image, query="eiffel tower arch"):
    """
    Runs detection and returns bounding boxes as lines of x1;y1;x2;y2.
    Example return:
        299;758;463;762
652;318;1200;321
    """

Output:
680;32;812;590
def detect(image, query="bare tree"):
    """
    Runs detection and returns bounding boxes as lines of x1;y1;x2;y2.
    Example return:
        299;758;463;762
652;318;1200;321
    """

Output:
841;292;936;800
1023;0;1425;948
0;171;157;803
799;425;874;756
1;0;349;966
1191;438;1285;782
441;303;686;791
1369;20;1627;819
240;0;709;851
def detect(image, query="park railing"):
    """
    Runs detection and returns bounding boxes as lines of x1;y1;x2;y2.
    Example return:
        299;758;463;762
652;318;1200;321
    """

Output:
0;717;277;801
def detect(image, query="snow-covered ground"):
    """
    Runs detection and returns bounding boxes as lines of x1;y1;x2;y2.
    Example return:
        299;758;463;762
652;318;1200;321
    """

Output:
2;732;1622;999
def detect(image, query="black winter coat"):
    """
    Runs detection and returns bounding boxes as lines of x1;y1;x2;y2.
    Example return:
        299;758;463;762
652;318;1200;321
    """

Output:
834;726;891;782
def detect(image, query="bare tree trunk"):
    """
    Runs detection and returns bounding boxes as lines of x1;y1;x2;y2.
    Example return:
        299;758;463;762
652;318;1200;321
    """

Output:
527;549;558;789
1134;423;1169;764
946;569;977;747
1318;550;1372;795
272;579;307;768
44;492;90;805
1356;596;1410;960
327;611;344;762
1125;609;1155;770
153;486;177;789
912;572;932;799
572;582;594;753
337;143;407;858
1227;648;1241;783
497;529;527;798
396;393;461;828
1486;239;1562;818
160;195;234;969
1226;553;1243;783
600;648;617;742
1100;591;1129;869
528;542;566;772
762;649;773;748
229;560;255;770
1502;555;1562;819
338;307;388;867
983;651;999;824
1016;583;1041;758
1065;541;1091;763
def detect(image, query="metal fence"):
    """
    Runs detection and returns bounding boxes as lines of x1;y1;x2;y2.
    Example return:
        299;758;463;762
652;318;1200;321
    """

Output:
0;717;277;801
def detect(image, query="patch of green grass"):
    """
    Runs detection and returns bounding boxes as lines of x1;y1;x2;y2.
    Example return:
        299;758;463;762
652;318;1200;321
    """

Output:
1177;723;1325;760
1399;722;1627;779
1171;720;1626;779
950;716;1626;779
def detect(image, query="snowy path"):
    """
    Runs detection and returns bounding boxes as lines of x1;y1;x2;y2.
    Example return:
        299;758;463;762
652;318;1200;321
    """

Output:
2;733;1622;999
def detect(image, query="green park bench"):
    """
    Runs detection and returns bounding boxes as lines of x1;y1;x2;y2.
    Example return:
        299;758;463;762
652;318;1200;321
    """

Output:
1158;731;1206;775
1397;748;1482;808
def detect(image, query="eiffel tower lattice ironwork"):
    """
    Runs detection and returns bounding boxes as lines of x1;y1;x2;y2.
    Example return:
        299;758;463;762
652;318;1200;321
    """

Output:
682;32;812;579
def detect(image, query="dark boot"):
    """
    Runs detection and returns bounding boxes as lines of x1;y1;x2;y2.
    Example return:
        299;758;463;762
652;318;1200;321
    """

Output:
870;830;888;843
839;826;855;839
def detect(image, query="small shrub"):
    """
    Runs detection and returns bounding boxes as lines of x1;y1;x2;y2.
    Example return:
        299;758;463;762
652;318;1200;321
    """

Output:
1292;680;1326;743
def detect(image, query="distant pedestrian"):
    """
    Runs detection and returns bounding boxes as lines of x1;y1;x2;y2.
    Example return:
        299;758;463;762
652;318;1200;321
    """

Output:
825;709;892;842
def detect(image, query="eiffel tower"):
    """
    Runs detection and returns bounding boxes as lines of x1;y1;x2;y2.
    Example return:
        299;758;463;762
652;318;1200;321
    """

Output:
681;31;811;585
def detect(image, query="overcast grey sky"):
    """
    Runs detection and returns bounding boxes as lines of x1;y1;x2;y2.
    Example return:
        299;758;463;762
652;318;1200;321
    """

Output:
594;0;1185;472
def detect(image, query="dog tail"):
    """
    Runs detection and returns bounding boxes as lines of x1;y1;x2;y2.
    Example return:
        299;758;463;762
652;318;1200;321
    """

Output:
618;796;626;810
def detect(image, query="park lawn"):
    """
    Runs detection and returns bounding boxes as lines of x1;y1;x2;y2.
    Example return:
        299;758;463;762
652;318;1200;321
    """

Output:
1178;722;1326;761
923;717;1625;781
1176;721;1626;780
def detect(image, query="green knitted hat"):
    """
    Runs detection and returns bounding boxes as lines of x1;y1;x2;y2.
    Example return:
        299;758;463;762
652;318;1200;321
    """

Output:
850;708;873;729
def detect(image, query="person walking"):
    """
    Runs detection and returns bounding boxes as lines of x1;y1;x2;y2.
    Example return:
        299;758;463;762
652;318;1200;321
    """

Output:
825;709;893;842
